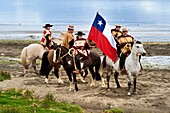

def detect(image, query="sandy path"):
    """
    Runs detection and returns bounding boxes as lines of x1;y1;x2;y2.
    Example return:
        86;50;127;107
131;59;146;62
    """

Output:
0;41;170;113
0;64;170;113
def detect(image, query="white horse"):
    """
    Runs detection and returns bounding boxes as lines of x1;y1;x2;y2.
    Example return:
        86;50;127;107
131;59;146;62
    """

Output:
100;41;146;95
20;43;45;76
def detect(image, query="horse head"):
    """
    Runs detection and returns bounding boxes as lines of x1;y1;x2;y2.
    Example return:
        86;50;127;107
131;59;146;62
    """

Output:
53;45;74;66
52;44;63;65
132;41;146;56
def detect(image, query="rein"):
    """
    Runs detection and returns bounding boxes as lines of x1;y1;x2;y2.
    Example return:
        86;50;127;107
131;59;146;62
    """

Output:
55;47;74;63
59;47;74;59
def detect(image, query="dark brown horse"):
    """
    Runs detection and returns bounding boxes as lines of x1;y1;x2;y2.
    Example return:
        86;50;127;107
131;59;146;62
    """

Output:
40;45;101;91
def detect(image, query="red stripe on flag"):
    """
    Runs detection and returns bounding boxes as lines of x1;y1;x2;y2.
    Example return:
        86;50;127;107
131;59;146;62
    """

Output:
88;26;117;62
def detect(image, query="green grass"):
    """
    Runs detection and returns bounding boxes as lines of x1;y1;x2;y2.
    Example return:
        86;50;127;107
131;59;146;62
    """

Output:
0;89;83;113
0;71;11;81
104;108;124;113
0;58;19;65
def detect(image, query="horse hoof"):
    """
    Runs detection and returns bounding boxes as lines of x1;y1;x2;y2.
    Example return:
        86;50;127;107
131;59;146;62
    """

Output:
81;80;86;83
69;88;73;91
45;78;49;83
36;72;39;75
102;84;106;88
74;89;78;92
58;80;64;84
90;83;95;87
107;88;111;91
19;74;25;77
133;91;137;95
127;92;131;96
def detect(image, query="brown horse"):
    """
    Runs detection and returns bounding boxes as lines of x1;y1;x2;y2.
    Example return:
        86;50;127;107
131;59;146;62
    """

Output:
40;45;101;91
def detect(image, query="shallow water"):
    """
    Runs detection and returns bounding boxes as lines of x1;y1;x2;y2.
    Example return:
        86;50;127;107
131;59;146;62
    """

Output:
1;56;170;70
0;0;170;41
141;56;170;69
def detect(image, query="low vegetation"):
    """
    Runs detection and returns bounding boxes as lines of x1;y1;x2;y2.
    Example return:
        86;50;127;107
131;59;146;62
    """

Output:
0;88;83;113
0;71;11;81
104;108;124;113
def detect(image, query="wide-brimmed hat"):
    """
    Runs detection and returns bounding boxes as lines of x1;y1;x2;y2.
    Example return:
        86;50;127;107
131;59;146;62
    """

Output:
67;25;74;30
43;24;53;28
122;28;128;32
115;24;121;27
75;31;86;36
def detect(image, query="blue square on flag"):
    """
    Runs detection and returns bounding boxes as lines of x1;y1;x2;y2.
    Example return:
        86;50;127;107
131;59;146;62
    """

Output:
92;13;106;33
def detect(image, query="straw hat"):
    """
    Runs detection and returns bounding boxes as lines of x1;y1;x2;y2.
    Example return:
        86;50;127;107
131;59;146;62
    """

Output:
122;28;128;32
68;25;74;30
115;24;121;27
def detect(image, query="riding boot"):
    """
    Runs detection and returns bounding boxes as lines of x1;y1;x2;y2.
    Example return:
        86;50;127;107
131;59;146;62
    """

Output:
75;54;81;70
119;53;126;74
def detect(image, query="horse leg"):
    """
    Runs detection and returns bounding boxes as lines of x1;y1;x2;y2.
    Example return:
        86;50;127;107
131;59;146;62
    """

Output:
114;71;121;88
23;59;32;77
82;69;88;79
73;73;78;91
101;74;107;88
127;72;132;96
80;69;88;83
21;66;28;77
32;59;39;75
95;63;101;81
45;66;53;83
106;68;112;90
66;71;74;91
54;68;63;84
133;74;138;95
89;67;96;86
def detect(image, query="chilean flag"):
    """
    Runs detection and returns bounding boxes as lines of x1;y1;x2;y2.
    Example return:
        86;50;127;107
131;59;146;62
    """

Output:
88;13;117;62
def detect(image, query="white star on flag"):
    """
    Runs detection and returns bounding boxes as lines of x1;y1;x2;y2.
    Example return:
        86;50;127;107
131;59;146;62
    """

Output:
98;20;103;26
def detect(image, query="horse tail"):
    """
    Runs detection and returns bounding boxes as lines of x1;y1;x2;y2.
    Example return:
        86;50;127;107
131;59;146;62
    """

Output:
40;51;50;75
20;47;28;69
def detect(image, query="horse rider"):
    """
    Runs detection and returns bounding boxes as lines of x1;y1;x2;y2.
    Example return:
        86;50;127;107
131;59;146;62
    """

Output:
111;24;122;39
72;31;91;74
111;24;122;55
62;25;75;49
41;24;54;50
118;28;134;74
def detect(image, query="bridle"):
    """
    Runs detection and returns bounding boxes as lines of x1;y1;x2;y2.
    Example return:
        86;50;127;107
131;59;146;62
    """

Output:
54;47;74;64
131;44;143;56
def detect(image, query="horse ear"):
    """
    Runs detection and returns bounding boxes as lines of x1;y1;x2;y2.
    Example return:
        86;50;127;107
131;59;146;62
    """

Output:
134;40;136;44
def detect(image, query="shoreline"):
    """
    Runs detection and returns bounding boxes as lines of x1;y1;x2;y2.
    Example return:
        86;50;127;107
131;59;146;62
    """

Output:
0;39;170;43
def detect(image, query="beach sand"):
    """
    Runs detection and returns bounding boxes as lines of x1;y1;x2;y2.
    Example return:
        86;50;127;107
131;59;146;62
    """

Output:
0;40;170;113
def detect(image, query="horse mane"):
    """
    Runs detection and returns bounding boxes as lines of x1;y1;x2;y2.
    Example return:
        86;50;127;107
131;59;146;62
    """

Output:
61;46;69;51
136;41;142;44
